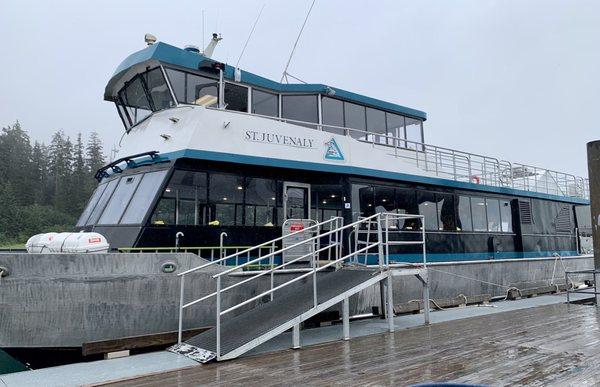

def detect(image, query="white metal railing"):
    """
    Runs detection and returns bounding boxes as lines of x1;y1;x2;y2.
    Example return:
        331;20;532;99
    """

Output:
205;106;589;200
118;245;276;265
176;212;427;360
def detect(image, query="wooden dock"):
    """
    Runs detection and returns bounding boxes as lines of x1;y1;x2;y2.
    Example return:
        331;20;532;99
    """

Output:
99;302;600;386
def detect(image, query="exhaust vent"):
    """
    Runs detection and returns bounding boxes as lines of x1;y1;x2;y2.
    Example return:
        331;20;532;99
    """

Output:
519;200;532;224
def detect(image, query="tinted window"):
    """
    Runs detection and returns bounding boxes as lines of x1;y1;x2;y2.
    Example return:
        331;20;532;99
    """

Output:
344;102;366;139
457;196;473;231
486;198;501;232
120;170;168;224
76;184;107;226
281;95;318;126
245;178;276;226
98;174;142;224
87;178;119;225
165;68;186;103
209;174;244;226
187;73;218;105
471;197;487;231
321;97;345;135
500;199;513;232
225;83;248;112
252;89;278;117
366;108;387;144
145;68;174;110
311;185;343;227
395;188;420;230
352;185;374;220
437;193;456;231
417;192;438;230
119;77;151;124
150;170;208;226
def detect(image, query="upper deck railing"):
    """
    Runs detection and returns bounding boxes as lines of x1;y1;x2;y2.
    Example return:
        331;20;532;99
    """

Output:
205;106;589;200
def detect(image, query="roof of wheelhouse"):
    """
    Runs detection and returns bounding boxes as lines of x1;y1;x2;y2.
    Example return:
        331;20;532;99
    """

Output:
105;42;427;120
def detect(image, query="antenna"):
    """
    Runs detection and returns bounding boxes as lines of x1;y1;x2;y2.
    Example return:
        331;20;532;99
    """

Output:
236;3;266;68
281;0;317;83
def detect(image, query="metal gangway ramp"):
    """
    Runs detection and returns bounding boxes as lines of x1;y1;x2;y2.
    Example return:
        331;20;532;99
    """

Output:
169;213;428;363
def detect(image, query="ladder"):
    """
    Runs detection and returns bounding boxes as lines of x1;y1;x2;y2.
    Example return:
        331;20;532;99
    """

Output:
169;213;428;362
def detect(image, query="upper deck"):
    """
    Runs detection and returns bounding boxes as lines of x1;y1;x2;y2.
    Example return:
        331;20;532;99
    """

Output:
104;42;589;203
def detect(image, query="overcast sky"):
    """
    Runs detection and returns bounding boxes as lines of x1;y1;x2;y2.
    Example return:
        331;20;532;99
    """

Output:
1;0;598;177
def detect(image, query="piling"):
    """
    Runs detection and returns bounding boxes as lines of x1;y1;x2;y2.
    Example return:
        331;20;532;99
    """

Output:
587;140;600;304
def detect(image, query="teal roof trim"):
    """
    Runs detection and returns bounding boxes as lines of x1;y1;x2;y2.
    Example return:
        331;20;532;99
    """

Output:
106;42;427;120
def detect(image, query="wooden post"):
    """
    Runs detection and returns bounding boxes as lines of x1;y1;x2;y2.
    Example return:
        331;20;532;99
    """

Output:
587;141;600;305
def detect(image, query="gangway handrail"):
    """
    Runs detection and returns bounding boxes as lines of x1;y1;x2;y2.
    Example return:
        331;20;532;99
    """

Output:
214;215;374;278
220;243;379;316
178;216;340;276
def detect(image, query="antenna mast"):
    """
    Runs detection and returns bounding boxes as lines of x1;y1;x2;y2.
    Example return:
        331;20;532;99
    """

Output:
236;3;266;68
280;0;316;83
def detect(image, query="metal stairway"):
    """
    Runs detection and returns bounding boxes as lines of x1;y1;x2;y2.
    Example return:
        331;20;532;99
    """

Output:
169;213;428;363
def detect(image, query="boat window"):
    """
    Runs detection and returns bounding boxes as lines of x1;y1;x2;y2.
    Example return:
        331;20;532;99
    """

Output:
436;193;456;231
187;73;219;105
118;76;152;126
386;113;406;147
98;174;142;224
120;170;169;224
165;68;186;103
395;188;420;230
86;178;119;225
281;95;318;128
311;185;343;228
486;198;501;232
366;108;387;144
150;171;208;226
344;102;366;140
321;97;345;135
209;173;244;226
500;200;513;232
144;68;175;111
225;83;248;113
245;178;277;226
405;118;424;150
76;183;108;227
252;89;279;117
116;67;177;129
417;192;439;230
457;196;473;231
352;185;374;220
471;197;488;232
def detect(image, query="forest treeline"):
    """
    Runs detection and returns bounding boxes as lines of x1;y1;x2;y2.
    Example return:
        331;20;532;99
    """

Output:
0;121;105;245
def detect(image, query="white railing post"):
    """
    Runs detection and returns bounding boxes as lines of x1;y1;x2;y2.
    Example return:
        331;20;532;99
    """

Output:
177;275;185;344
216;275;222;360
377;214;384;270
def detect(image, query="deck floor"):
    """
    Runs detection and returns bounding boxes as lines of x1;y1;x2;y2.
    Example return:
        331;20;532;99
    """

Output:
103;302;600;386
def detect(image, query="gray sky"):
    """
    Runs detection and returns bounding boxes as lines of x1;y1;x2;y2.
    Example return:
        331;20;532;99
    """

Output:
1;0;598;177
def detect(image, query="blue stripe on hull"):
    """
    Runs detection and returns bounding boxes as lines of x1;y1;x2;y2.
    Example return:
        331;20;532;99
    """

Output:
356;250;580;265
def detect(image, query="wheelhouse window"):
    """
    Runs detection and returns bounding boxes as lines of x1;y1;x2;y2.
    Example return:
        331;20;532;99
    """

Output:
252;89;279;117
366;107;387;144
282;95;318;128
224;83;248;112
386;113;406;147
76;183;108;227
164;68;219;106
116;67;176;129
86;178;119;225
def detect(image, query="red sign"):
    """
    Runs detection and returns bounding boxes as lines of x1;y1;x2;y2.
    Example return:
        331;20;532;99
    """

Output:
290;223;304;232
88;237;102;244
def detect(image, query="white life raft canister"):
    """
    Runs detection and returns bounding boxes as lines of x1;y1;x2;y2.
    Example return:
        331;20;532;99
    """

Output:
25;232;58;253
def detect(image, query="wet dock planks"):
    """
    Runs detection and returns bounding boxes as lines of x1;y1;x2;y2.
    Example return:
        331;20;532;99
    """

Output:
102;303;600;386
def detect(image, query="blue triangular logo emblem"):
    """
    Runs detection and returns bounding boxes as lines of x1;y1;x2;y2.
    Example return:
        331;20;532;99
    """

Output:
324;138;344;160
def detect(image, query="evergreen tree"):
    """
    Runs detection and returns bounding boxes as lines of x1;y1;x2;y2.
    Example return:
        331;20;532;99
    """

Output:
71;133;88;214
85;131;105;192
48;130;74;214
0;122;35;205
